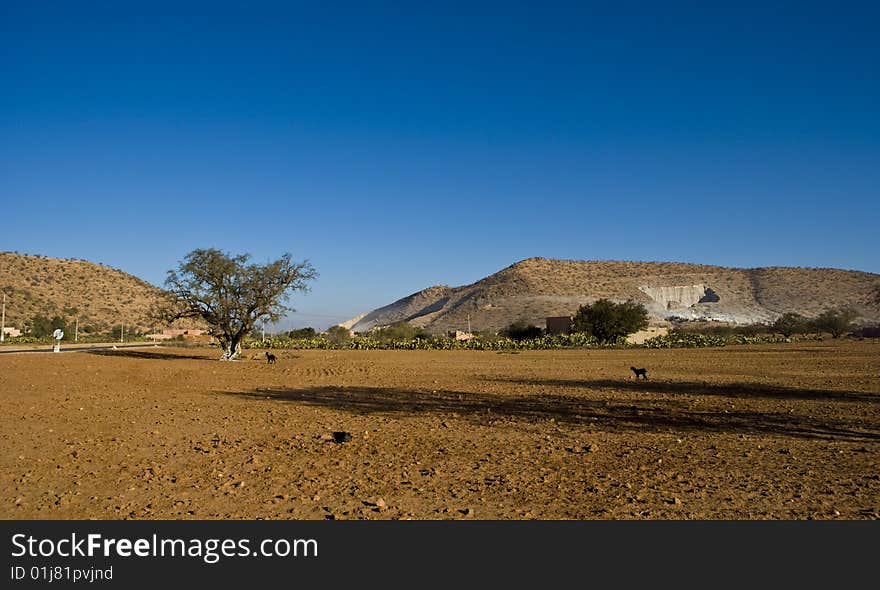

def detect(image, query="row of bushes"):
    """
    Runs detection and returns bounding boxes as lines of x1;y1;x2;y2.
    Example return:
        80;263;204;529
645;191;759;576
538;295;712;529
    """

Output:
8;329;861;350
242;331;809;351
1;311;148;344
642;332;793;349
1;333;151;345
668;309;864;340
243;332;603;351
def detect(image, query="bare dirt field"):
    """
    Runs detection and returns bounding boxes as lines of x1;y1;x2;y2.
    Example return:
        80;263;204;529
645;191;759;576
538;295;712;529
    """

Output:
2;341;878;520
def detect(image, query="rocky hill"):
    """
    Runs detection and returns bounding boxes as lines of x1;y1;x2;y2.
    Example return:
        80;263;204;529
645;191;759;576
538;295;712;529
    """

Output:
0;252;171;335
345;258;880;334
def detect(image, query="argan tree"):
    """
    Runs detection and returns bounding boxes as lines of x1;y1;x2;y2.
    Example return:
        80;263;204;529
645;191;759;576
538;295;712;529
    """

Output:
287;327;317;338
812;307;858;339
324;325;352;345
163;249;317;360
771;312;807;338
571;298;649;344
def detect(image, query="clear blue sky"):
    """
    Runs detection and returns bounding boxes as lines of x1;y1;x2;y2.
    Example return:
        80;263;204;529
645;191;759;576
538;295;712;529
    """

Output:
2;1;878;330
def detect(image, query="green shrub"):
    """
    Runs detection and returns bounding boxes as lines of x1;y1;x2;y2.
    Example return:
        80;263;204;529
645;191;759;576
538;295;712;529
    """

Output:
771;313;808;337
324;325;352;345
286;327;316;338
812;308;858;339
571;299;649;343
502;321;543;340
373;322;428;341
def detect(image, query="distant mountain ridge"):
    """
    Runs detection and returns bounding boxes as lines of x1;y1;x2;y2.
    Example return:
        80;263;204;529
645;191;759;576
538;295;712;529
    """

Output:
344;258;880;334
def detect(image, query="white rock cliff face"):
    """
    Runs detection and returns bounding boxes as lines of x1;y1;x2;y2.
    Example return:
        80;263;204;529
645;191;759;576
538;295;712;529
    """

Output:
638;284;772;323
338;313;368;330
639;284;713;309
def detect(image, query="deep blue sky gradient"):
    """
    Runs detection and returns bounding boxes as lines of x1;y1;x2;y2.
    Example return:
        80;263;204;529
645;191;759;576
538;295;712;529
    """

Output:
2;1;878;329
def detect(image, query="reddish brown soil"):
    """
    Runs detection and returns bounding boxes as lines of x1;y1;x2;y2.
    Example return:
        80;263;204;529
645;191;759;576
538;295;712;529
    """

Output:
1;341;878;520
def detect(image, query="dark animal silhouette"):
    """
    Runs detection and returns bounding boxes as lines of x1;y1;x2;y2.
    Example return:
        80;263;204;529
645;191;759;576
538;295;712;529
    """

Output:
630;366;648;380
266;351;277;364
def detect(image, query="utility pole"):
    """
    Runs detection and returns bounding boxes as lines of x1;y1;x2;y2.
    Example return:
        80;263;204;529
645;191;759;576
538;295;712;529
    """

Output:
75;317;79;343
1;293;5;343
467;313;471;334
120;322;125;343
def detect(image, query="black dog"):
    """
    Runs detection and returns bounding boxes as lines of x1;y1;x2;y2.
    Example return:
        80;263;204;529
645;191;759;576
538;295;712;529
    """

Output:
630;366;648;380
266;351;277;364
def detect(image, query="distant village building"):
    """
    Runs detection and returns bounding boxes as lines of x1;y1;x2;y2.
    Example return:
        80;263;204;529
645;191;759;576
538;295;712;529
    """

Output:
545;316;573;335
146;328;212;342
448;330;474;341
2;327;22;338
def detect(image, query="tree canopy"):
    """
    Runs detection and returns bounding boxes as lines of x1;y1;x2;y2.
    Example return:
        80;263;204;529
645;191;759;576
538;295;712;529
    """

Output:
502;320;543;340
812;307;858;339
324;325;352;344
28;314;68;338
770;312;808;337
287;327;317;339
163;249;317;359
570;299;649;343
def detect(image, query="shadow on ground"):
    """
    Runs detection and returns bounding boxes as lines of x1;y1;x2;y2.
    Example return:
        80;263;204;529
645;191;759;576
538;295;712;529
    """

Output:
219;385;880;442
88;349;210;361
483;377;880;404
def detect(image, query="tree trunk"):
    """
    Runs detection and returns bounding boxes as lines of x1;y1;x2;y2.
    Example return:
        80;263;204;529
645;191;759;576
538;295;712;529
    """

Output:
220;336;242;360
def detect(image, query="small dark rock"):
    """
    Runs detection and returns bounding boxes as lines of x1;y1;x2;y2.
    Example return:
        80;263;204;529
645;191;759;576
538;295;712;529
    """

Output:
332;432;353;443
